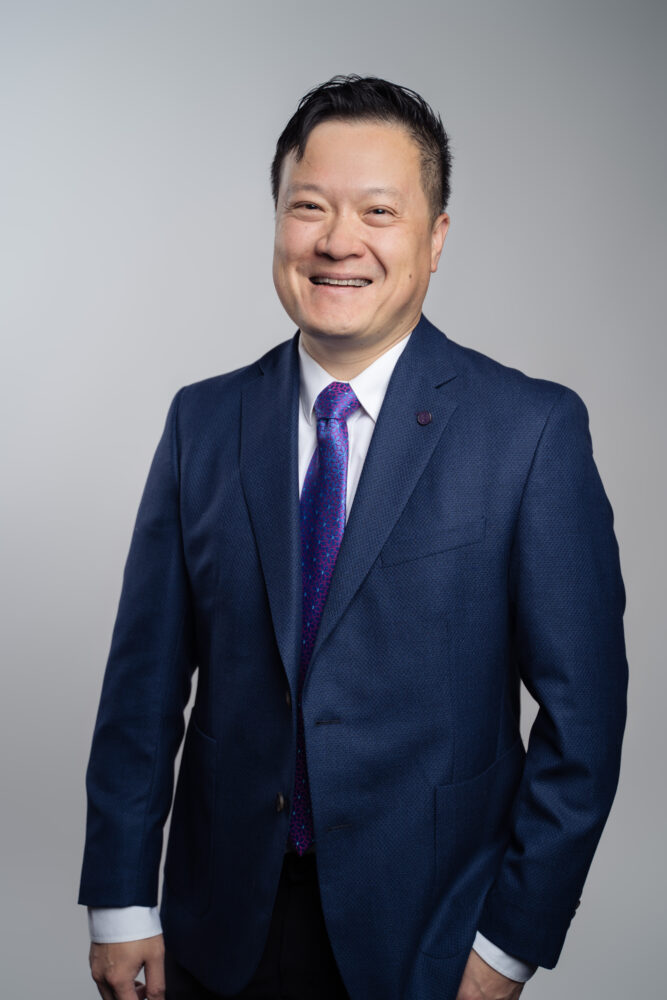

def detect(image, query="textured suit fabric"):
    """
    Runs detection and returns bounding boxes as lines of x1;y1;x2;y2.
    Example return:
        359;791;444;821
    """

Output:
165;852;349;999
79;314;628;1000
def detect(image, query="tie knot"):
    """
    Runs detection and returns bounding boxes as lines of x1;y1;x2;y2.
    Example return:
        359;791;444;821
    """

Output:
313;381;360;421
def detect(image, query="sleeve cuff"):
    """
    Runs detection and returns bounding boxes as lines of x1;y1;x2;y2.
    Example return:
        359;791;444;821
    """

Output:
472;931;538;983
88;906;163;943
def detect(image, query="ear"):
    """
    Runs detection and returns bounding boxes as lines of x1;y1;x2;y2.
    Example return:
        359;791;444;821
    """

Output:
430;213;450;273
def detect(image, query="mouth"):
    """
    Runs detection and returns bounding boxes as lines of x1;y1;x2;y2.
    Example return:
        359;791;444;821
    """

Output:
309;276;373;287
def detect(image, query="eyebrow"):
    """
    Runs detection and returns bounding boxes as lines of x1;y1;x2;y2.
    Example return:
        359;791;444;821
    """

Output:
285;183;404;201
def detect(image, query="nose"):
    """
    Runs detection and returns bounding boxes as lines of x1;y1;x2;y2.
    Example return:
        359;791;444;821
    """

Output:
314;212;364;260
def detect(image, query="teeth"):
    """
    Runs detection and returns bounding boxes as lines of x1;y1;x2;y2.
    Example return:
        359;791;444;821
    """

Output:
311;277;371;286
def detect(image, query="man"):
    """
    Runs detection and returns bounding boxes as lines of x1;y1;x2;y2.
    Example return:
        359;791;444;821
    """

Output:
80;76;628;1000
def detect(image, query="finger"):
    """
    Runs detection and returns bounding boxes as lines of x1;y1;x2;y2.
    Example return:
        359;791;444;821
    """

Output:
92;982;115;1000
90;949;114;1000
144;952;166;1000
105;977;144;1000
90;965;115;1000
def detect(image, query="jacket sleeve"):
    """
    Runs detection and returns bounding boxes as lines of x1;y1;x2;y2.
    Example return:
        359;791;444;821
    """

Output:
477;385;628;968
78;389;197;907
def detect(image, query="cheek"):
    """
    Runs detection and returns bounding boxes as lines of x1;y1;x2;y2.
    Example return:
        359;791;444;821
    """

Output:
276;221;313;263
385;252;420;289
399;245;432;288
373;235;423;281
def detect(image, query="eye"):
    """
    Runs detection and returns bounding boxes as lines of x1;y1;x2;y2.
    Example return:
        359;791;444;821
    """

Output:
294;202;321;211
366;205;395;223
366;207;395;219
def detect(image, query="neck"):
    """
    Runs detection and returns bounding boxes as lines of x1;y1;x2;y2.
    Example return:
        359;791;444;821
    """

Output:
299;319;417;381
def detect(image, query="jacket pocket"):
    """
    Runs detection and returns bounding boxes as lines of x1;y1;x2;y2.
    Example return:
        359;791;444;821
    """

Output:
164;716;217;915
422;736;525;958
380;517;486;567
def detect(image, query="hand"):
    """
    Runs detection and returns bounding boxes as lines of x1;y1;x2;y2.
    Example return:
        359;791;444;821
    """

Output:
455;947;525;1000
89;934;165;1000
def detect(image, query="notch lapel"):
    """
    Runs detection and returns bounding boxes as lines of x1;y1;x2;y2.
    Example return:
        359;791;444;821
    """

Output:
305;315;459;681
239;333;302;694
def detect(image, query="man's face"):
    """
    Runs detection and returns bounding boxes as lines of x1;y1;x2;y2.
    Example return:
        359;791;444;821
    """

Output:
272;119;449;358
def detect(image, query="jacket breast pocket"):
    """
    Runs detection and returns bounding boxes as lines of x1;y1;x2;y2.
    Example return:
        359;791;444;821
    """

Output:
380;516;486;568
164;716;217;915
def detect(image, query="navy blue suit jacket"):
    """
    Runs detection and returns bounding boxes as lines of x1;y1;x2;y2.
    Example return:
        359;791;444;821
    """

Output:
79;314;628;999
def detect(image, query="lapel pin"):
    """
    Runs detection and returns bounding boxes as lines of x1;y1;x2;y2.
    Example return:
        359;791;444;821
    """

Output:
416;410;432;426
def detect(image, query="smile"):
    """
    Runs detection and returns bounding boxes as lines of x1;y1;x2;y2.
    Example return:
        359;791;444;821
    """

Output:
310;277;372;287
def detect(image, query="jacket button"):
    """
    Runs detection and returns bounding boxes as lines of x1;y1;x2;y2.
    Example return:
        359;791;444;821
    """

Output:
285;689;291;708
275;793;287;812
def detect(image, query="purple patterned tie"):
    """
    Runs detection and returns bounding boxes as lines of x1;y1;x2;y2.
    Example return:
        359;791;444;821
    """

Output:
287;381;361;855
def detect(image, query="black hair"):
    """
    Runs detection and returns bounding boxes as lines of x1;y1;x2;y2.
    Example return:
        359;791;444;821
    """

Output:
271;74;452;223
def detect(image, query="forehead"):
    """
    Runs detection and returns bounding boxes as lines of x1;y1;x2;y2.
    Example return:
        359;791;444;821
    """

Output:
281;119;425;203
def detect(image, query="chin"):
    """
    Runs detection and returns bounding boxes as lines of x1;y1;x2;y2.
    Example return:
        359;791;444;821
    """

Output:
301;320;367;342
302;308;371;338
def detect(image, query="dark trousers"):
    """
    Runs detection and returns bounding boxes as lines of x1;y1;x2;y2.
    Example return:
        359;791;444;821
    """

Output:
165;851;350;1000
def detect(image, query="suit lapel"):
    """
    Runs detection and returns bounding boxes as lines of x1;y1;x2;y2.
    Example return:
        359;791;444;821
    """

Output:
240;333;302;694
306;315;459;678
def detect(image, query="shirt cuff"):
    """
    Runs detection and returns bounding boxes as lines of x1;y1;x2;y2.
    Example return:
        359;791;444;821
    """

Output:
88;906;163;944
472;931;538;982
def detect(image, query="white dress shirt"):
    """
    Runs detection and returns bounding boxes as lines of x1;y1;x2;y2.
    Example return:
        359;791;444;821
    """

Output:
89;329;537;983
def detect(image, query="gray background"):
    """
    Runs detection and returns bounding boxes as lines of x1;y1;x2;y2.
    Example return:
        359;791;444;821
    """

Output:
1;1;665;995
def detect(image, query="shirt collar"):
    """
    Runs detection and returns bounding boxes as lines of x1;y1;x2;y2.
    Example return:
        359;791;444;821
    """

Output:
298;330;412;426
